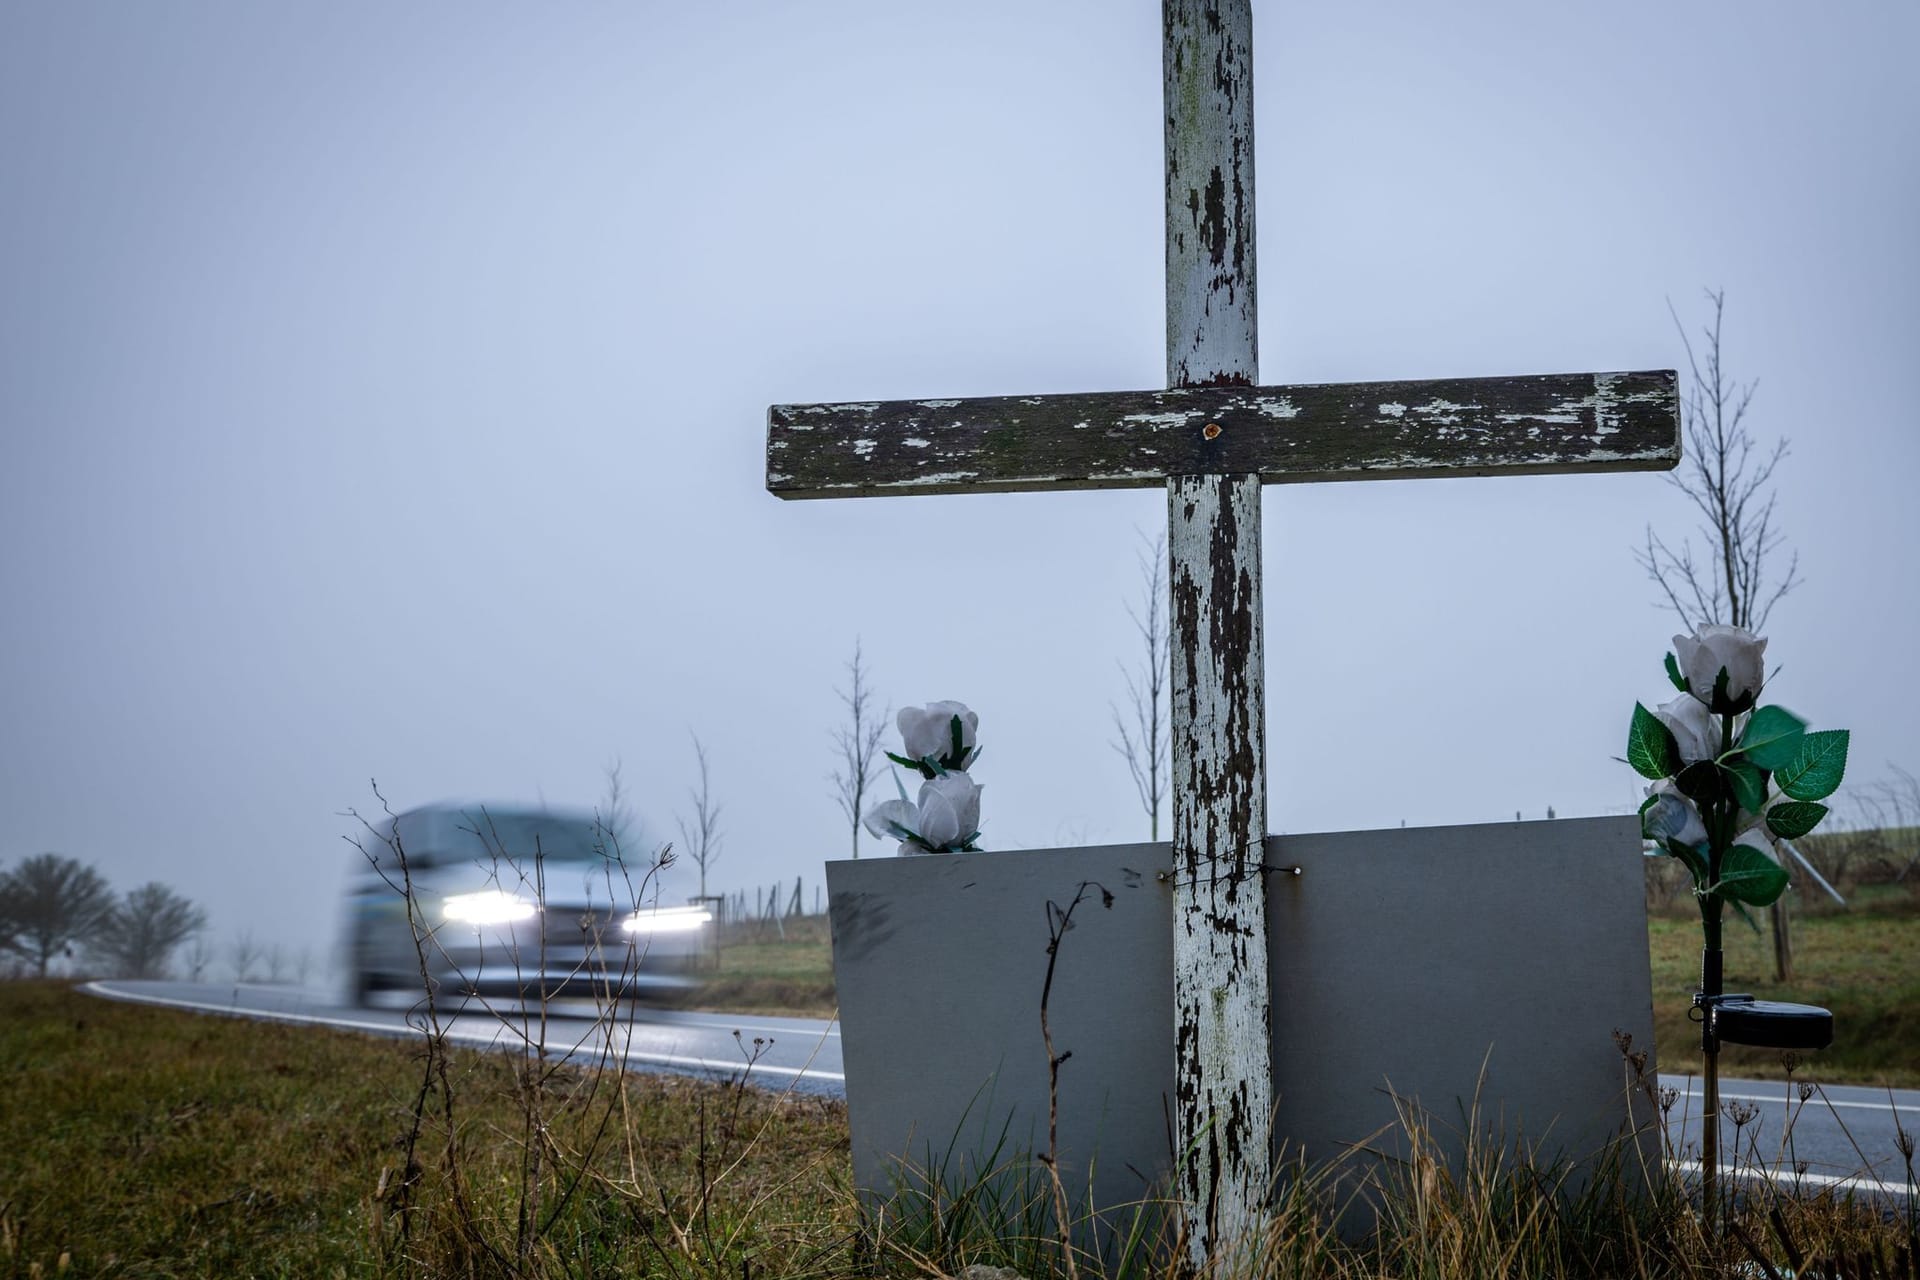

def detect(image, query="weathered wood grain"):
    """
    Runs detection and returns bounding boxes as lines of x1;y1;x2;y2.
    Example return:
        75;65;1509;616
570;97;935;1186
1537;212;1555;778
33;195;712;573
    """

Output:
1165;0;1271;1262
1170;474;1272;1261
765;370;1680;499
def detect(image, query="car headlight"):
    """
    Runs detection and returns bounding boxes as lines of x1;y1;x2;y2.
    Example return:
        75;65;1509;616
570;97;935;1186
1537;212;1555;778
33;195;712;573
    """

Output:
443;890;539;925
621;906;712;934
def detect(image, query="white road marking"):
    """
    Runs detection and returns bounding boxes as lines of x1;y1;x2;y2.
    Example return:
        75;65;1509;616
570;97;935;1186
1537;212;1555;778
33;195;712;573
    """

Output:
81;981;845;1084
1670;1158;1912;1199
1667;1086;1915;1116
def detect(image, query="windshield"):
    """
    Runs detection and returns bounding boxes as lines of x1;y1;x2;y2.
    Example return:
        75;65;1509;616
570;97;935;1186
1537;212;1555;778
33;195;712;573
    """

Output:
364;807;609;873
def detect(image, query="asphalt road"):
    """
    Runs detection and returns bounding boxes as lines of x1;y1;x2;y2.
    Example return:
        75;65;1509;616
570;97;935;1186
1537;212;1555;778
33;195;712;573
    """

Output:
82;979;1914;1197
82;978;845;1096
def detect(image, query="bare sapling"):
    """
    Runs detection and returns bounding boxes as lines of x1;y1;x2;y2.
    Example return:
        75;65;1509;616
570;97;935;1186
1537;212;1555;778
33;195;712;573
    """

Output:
348;777;680;1272
831;639;890;860
1037;879;1113;1280
678;733;725;900
1637;289;1804;981
1110;531;1169;842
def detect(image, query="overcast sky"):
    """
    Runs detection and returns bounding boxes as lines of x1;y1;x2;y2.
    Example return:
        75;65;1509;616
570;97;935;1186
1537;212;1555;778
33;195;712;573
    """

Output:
3;1;1915;973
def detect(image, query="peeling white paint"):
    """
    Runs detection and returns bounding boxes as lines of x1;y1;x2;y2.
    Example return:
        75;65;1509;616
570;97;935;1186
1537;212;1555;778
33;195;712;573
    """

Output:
1378;402;1407;418
918;399;961;409
1119;411;1192;431
1254;396;1299;420
1169;473;1271;1267
901;437;930;449
853;439;876;459
1412;397;1481;424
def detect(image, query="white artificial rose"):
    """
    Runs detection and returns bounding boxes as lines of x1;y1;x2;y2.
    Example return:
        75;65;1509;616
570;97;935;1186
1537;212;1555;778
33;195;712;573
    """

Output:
1674;625;1767;713
862;799;918;843
897;701;978;765
915;770;982;850
1643;781;1708;850
1653;694;1721;766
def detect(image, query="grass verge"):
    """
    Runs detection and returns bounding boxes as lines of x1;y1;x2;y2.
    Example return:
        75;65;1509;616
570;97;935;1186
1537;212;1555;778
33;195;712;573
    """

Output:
1649;905;1920;1087
0;981;855;1277
6;980;1917;1279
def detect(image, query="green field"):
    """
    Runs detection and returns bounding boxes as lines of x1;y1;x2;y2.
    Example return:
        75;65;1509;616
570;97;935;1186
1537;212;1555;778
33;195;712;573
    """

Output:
666;916;837;1018
1648;901;1920;1087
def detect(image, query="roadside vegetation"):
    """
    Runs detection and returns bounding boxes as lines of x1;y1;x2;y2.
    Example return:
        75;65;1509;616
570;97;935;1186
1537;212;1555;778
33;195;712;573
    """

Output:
0;981;855;1278
6;981;1917;1279
7;820;1912;1276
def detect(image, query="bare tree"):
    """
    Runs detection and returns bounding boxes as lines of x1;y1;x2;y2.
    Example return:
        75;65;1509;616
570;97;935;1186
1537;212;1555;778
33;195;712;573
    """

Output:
228;931;262;984
1637;290;1801;632
1637;289;1804;979
0;853;116;978
677;733;724;899
830;639;890;859
184;932;213;982
87;882;207;979
1111;530;1171;840
595;756;644;856
1876;763;1920;881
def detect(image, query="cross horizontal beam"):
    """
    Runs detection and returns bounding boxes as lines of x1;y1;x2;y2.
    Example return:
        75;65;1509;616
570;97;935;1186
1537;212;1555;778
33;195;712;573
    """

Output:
766;369;1678;499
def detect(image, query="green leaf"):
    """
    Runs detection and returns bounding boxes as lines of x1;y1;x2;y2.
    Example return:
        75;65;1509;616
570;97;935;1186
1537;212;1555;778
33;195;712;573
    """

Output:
1713;843;1790;907
1627;703;1680;780
1726;760;1768;815
1637;791;1659;818
1664;652;1688;693
1777;729;1850;801
1766;801;1829;840
1665;840;1708;889
1738;705;1808;771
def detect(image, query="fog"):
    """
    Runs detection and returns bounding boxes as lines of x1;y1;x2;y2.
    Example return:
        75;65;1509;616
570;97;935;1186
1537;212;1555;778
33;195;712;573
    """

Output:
2;1;1915;972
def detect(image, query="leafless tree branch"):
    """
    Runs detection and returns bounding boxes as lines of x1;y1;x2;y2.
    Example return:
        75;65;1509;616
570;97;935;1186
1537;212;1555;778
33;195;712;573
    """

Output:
677;733;724;899
829;639;890;860
1635;290;1803;633
1110;529;1170;841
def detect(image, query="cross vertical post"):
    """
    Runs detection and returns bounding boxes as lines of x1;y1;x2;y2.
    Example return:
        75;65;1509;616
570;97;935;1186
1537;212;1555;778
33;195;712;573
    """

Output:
1163;0;1272;1259
769;4;1680;1257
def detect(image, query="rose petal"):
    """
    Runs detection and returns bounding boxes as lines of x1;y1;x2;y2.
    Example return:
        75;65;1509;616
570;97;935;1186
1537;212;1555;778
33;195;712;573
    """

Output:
863;799;918;842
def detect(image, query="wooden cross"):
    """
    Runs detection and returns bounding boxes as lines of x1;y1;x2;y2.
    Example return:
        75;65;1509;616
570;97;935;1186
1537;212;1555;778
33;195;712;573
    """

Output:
765;0;1678;1259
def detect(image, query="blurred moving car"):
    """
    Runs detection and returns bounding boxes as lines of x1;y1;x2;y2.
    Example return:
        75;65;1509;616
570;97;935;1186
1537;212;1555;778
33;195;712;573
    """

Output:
345;803;706;1004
